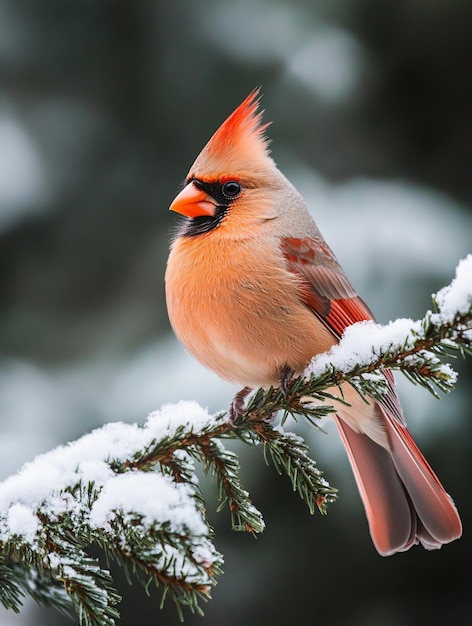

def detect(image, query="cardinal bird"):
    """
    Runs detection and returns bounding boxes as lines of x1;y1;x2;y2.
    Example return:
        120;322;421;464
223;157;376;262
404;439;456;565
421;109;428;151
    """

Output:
165;89;462;556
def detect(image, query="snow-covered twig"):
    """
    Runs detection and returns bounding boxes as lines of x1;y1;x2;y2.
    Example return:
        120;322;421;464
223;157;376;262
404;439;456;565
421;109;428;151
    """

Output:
301;254;472;403
0;404;225;624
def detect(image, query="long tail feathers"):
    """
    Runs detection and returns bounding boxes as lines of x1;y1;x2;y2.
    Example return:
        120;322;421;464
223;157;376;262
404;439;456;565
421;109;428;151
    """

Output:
335;410;462;556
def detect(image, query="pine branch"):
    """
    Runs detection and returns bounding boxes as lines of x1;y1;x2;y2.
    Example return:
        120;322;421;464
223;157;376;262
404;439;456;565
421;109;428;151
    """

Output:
0;255;470;624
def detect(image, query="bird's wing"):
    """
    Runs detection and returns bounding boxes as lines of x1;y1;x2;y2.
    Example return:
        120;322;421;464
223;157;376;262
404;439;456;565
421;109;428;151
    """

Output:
281;236;373;334
281;236;405;425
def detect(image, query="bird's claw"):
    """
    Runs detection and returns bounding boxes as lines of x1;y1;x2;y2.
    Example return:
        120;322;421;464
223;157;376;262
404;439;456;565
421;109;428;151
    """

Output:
228;386;252;425
279;365;295;397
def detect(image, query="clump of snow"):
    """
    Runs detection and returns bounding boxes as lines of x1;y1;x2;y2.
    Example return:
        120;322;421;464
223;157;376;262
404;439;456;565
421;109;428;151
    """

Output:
434;254;472;322
438;363;458;385
305;256;472;385
0;401;220;575
307;318;421;378
6;503;39;541
90;472;207;536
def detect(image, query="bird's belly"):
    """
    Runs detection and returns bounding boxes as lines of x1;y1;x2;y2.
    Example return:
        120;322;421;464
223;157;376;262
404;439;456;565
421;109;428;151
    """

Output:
174;313;331;387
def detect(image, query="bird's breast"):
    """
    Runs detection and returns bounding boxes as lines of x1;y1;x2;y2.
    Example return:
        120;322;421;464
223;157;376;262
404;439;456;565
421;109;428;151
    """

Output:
165;235;335;387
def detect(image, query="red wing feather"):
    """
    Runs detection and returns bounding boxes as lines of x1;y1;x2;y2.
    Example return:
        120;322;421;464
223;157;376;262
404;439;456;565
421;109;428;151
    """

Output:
282;236;373;337
325;297;373;336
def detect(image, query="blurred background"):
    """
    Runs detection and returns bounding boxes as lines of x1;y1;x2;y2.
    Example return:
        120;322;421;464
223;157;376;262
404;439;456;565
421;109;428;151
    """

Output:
0;0;471;624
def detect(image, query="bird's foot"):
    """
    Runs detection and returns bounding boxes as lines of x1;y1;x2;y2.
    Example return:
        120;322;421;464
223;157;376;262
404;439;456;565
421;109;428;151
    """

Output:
279;365;295;397
228;386;252;425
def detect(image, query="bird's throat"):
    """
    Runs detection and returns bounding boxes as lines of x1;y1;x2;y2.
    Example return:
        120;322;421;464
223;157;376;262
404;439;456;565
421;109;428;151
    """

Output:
177;206;227;237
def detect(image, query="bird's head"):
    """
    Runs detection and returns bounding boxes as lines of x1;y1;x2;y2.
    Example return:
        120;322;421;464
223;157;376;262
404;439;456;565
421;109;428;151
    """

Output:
169;89;284;237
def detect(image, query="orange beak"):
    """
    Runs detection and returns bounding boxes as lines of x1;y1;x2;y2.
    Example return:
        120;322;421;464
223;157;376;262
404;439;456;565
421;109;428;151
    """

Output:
169;182;216;218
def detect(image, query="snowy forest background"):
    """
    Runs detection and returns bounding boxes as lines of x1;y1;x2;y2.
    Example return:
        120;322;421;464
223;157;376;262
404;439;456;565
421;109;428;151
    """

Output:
0;1;471;624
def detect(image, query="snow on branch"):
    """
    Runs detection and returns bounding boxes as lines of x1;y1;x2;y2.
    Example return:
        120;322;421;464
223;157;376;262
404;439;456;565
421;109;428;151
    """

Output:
0;255;471;625
0;404;225;624
0;402;334;625
303;254;472;402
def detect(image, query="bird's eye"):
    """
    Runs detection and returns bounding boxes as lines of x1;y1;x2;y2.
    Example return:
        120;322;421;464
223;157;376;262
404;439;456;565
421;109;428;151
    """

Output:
221;180;242;199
